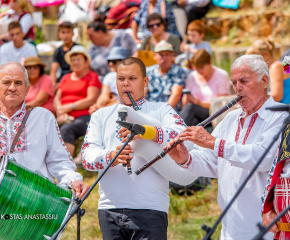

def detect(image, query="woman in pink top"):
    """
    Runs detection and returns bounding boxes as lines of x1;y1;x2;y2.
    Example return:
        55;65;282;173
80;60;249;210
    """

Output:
24;57;54;112
180;49;231;126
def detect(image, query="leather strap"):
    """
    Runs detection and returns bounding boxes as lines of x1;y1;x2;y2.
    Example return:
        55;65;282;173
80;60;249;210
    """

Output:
277;222;290;232
9;106;33;154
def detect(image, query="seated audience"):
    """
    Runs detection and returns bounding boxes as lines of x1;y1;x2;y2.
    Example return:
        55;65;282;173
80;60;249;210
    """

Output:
176;0;211;25
105;0;140;30
51;22;79;88
0;21;37;65
24;56;54;113
87;19;136;80
247;39;290;103
89;46;131;115
179;49;230;126
176;19;212;69
53;45;101;157
132;0;181;43
0;0;34;42
138;13;181;56
146;40;186;110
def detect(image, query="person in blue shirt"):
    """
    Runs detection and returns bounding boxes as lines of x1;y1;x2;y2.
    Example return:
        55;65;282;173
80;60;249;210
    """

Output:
146;40;186;111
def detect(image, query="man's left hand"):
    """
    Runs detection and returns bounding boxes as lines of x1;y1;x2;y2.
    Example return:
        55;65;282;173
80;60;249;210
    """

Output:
118;127;142;143
73;180;90;199
180;126;216;150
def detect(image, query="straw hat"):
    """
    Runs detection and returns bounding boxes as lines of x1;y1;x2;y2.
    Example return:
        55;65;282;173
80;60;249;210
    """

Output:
64;45;92;65
24;56;46;68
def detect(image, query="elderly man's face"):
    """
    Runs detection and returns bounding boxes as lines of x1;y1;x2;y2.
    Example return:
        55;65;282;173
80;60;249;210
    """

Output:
0;65;29;107
231;65;268;113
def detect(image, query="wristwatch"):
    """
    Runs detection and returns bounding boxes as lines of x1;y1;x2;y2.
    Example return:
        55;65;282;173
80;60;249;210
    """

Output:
72;103;76;110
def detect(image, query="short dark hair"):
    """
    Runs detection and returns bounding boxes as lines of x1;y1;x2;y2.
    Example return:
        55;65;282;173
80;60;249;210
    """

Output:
8;21;22;31
58;22;74;30
117;57;147;78
146;13;167;29
87;21;107;33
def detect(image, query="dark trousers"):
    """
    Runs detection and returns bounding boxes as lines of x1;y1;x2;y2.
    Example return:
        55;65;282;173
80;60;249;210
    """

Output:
59;115;90;144
185;2;211;26
179;103;209;126
98;209;168;240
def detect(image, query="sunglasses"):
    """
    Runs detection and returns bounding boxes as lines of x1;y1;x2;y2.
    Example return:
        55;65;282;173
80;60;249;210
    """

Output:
148;22;162;29
25;65;39;70
108;60;121;65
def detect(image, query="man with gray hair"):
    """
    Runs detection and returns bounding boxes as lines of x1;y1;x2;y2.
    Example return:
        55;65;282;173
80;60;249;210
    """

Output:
0;61;89;198
165;54;288;239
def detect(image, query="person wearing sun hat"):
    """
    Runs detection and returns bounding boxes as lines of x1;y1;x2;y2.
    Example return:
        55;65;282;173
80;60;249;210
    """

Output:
53;45;102;158
89;46;131;114
146;40;186;112
24;56;54;113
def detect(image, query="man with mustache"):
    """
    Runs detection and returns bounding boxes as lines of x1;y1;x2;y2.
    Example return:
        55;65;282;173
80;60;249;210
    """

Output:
165;55;288;239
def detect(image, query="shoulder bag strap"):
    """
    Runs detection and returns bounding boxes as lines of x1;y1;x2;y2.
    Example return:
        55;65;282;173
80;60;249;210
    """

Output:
10;106;33;154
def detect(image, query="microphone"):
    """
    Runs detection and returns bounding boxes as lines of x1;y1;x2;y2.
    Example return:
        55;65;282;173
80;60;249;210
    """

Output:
116;121;156;140
266;104;290;112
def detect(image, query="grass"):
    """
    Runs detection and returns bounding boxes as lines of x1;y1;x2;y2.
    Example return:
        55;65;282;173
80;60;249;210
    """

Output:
61;169;221;240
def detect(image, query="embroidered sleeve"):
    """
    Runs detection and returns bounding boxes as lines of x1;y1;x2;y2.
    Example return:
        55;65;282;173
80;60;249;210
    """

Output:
156;103;187;147
81;111;115;171
45;115;83;187
261;146;279;213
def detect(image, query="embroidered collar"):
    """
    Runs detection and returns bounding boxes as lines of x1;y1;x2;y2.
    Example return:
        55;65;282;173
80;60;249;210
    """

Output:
0;101;26;120
119;96;146;108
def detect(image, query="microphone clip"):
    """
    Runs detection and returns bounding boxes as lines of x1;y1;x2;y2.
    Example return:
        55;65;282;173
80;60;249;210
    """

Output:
116;121;145;135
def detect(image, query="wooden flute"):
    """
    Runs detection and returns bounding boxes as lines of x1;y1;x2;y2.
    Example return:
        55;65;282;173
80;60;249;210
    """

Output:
134;96;243;175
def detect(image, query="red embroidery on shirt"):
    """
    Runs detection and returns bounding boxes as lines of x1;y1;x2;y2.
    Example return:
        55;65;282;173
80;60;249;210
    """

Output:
95;162;104;170
154;126;163;144
169;131;178;139
218;139;226;158
235;113;258;145
86;162;95;170
186;154;192;168
0;109;27;154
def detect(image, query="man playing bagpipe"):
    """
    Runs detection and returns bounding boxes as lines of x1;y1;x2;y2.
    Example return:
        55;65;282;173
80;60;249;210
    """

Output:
81;57;195;240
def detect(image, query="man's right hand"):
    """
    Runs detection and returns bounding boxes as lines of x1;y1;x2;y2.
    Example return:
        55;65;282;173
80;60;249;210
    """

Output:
111;145;134;166
262;210;280;233
163;137;189;165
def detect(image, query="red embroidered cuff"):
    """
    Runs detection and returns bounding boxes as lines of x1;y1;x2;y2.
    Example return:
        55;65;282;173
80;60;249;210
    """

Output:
154;126;163;144
178;153;192;169
106;151;115;167
218;139;226;158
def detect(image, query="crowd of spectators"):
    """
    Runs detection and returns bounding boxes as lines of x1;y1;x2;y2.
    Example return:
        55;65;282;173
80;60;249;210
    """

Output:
0;0;289;162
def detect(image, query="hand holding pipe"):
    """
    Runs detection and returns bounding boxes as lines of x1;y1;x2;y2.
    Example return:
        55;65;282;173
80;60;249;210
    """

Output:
135;96;243;175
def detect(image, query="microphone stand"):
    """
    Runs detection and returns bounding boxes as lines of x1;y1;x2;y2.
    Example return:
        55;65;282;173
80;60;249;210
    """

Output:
202;114;290;240
49;130;139;240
